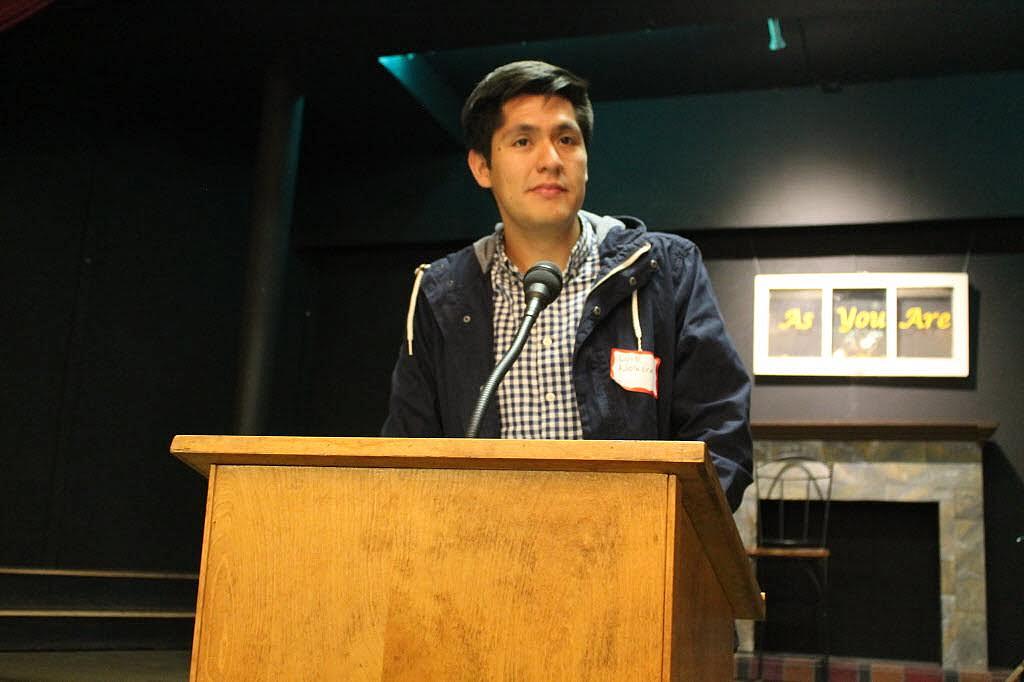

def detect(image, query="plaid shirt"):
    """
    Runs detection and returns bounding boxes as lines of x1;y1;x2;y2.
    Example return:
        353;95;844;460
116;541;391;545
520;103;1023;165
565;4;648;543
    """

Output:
490;216;599;440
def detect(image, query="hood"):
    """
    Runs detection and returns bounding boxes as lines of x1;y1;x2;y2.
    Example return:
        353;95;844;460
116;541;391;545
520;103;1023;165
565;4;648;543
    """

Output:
471;211;647;272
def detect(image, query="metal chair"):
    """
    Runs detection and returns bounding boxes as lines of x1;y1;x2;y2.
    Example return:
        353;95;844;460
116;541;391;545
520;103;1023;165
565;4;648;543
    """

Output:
747;454;834;678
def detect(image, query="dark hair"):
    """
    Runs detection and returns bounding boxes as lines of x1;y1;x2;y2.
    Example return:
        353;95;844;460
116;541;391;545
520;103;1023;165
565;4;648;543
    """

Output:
460;60;593;164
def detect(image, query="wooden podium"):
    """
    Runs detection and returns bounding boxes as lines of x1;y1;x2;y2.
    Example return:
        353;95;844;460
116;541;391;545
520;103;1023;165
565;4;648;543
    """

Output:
172;436;763;681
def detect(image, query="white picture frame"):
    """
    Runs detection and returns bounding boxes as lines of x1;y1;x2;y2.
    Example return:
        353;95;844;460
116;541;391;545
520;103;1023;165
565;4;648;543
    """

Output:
753;273;969;377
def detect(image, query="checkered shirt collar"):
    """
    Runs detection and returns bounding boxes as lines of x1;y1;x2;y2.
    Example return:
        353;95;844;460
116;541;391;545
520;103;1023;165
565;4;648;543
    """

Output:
493;214;594;287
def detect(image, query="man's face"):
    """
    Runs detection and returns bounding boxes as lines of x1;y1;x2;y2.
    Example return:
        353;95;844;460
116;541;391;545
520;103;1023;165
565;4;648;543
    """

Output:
468;94;588;235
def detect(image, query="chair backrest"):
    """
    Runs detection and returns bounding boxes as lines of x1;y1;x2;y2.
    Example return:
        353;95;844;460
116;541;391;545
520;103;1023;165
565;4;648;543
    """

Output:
754;455;834;548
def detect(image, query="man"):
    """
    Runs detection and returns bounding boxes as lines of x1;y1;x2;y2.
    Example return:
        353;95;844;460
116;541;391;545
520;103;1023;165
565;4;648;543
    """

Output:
382;61;752;510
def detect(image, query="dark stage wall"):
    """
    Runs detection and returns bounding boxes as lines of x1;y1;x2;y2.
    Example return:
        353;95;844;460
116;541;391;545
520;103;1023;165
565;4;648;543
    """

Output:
2;17;1022;664
1;126;248;570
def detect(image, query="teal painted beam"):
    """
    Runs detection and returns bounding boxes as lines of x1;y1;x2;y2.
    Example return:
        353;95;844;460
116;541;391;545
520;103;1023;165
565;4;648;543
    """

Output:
379;53;464;143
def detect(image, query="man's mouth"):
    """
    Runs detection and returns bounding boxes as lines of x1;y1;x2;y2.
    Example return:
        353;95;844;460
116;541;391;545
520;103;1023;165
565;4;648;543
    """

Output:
530;183;567;197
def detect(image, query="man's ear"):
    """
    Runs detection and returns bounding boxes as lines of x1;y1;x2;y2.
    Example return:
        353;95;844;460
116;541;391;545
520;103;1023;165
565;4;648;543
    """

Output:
467;149;492;189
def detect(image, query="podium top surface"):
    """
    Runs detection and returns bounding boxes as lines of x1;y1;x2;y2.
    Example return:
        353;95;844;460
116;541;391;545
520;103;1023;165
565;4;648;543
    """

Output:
171;435;706;478
171;435;764;620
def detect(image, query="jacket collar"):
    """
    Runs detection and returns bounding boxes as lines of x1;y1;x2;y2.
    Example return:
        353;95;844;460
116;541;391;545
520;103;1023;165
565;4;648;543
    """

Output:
405;212;653;355
417;211;652;310
470;211;647;273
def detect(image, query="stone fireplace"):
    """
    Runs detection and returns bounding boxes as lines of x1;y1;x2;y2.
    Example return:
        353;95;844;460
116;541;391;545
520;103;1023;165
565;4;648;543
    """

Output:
735;422;996;669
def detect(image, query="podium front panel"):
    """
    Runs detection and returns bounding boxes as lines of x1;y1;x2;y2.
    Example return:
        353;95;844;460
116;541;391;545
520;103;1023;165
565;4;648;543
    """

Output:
192;464;676;681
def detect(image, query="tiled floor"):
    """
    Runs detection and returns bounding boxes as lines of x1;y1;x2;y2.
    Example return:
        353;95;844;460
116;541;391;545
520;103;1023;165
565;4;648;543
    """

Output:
734;652;1017;682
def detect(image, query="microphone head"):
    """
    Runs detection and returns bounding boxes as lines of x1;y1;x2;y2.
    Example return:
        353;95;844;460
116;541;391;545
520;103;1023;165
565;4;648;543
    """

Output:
523;260;563;308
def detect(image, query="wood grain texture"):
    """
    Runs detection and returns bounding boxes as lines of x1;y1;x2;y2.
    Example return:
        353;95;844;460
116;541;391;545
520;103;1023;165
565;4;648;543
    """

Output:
171;435;706;477
189;464;218;682
677;461;765;620
191;465;671;681
175;436;764;625
667;477;736;681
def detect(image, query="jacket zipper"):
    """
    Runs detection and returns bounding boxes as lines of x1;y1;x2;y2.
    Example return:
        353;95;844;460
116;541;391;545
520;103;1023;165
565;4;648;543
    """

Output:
590;241;652;293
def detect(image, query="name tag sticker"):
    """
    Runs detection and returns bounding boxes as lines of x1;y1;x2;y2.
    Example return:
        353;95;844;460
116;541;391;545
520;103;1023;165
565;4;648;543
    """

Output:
610;348;661;398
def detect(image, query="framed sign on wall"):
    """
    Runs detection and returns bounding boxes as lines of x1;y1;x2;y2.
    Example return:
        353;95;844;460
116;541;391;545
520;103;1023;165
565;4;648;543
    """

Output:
753;273;969;377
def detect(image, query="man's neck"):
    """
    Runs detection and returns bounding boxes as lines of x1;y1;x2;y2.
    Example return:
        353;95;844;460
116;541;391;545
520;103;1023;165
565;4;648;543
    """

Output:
502;215;581;273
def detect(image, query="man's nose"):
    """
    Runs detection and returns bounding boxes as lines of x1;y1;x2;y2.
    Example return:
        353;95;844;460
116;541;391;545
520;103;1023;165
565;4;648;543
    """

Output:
536;140;563;172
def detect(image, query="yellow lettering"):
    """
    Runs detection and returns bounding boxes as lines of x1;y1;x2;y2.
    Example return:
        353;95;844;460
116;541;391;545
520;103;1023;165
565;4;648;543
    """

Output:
778;308;815;331
899;307;953;330
838;306;887;333
836;306;855;334
899;307;923;330
779;308;800;330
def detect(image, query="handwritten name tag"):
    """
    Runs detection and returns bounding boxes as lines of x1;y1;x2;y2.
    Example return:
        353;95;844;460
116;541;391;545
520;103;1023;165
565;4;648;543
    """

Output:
610;348;661;398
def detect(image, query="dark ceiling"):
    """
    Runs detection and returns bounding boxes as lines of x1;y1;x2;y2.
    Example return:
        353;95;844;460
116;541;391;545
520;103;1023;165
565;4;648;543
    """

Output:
5;1;1023;163
404;6;1024;102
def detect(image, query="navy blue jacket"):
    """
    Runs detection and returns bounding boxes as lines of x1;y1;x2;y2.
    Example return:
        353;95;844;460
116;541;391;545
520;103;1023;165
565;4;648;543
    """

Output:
382;212;753;510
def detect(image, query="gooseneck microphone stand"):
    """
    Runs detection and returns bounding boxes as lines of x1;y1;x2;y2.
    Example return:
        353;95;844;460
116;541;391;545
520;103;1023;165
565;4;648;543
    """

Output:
465;260;563;438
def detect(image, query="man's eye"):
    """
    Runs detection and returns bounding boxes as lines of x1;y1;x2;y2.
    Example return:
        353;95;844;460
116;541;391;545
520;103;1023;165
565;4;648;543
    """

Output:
559;135;579;145
512;138;529;147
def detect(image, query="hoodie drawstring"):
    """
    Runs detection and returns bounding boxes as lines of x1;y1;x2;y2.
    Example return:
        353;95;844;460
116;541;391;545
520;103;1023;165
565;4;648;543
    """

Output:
631;289;643;351
406;264;430;355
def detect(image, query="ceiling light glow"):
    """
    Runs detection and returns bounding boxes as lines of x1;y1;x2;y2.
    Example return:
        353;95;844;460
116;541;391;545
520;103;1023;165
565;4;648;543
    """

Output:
767;17;787;51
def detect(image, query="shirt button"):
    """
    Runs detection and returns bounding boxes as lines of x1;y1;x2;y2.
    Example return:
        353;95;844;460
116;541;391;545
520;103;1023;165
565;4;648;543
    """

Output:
462;314;472;324
545;391;556;402
542;336;553;347
628;276;637;287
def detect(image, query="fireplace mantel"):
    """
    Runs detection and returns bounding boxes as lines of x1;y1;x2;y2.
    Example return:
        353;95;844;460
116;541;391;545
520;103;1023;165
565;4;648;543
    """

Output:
738;420;994;667
751;420;998;442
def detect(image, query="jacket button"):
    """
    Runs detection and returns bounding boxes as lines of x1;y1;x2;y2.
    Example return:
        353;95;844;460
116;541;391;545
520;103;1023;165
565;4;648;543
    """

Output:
628;276;637;287
592;306;601;317
462;314;472;324
649;259;658;270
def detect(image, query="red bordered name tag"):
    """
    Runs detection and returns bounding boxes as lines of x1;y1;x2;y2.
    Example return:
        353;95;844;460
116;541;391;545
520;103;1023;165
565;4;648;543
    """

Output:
609;348;661;398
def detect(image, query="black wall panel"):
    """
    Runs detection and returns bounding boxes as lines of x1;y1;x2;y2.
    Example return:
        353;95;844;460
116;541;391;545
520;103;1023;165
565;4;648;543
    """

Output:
1;147;93;566
3;125;252;572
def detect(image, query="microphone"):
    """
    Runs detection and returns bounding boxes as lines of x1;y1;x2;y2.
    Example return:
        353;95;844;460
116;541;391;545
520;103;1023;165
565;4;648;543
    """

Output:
465;260;564;438
522;260;562;310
